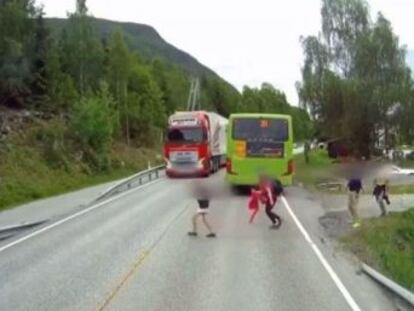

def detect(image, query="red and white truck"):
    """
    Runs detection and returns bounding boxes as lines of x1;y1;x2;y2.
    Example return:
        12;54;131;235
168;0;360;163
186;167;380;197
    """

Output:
164;111;228;177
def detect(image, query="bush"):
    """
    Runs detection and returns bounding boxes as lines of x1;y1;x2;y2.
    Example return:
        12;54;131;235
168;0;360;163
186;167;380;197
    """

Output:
31;118;70;170
344;208;414;290
71;85;117;170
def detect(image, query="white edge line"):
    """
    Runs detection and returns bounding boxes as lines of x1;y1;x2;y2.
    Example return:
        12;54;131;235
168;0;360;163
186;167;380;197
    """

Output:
0;179;163;254
281;196;362;311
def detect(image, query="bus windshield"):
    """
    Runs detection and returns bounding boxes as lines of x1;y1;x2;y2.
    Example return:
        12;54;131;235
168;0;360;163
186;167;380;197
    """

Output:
233;118;289;141
167;128;206;143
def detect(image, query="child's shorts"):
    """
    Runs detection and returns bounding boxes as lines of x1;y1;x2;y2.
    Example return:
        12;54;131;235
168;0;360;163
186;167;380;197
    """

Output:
197;208;209;214
197;199;209;214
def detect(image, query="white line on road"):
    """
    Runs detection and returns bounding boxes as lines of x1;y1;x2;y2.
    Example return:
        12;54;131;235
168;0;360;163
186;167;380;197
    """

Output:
281;196;362;311
0;179;163;254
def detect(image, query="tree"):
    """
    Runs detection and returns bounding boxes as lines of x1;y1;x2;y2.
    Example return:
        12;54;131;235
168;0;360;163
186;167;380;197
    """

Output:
0;0;39;107
297;35;329;120
71;83;117;170
107;29;131;144
150;60;190;115
127;62;166;146
60;0;104;95
321;0;370;77
30;10;49;108
298;0;413;157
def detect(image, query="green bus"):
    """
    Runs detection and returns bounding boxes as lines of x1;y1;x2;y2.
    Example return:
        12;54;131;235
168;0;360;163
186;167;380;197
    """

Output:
225;113;294;186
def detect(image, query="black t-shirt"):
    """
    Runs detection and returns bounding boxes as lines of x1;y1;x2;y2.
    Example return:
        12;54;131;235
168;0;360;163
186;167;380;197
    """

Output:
197;199;209;209
348;179;362;193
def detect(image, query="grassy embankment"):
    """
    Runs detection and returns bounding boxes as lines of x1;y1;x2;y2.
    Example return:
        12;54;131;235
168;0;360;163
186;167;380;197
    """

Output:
295;150;414;194
391;158;414;193
343;208;414;290
0;119;162;211
295;151;414;289
294;149;338;190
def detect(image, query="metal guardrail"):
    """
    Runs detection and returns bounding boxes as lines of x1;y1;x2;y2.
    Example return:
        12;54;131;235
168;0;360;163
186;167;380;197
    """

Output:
362;263;414;307
93;165;166;203
0;220;48;241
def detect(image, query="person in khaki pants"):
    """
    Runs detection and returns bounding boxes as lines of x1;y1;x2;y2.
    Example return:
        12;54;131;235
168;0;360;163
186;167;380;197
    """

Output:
347;178;363;228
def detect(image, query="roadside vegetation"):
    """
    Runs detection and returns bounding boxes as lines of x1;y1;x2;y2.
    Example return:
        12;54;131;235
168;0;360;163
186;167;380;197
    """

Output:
388;184;414;195
0;120;161;210
295;149;414;195
343;208;414;290
297;0;414;158
0;0;312;210
396;159;414;169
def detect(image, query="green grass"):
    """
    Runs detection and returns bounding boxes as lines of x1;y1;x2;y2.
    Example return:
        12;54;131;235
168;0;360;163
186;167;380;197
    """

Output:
0;130;161;211
389;184;414;195
294;150;338;188
343;208;414;290
396;159;414;169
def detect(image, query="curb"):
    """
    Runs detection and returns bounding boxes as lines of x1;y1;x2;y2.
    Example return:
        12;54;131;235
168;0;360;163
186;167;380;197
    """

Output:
362;263;414;307
0;220;48;235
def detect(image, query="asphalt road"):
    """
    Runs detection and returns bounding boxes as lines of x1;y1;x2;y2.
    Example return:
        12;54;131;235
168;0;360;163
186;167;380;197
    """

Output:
0;172;397;311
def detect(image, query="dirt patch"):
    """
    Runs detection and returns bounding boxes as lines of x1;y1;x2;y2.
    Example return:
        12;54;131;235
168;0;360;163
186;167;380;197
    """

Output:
319;210;353;239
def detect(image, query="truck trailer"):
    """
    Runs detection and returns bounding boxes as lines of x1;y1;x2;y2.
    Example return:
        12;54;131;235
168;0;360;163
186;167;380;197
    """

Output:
164;111;228;177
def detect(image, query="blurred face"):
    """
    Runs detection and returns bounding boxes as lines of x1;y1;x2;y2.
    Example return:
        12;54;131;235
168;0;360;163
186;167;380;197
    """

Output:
259;175;269;186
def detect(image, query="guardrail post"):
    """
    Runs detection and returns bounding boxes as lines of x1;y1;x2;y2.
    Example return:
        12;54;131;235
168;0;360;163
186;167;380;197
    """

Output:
156;170;159;179
139;177;142;185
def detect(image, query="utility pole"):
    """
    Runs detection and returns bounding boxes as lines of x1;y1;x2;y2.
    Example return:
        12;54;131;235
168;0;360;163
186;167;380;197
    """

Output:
187;78;200;111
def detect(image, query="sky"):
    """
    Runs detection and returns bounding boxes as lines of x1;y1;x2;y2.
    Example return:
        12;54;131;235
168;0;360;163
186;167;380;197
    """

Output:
38;0;414;105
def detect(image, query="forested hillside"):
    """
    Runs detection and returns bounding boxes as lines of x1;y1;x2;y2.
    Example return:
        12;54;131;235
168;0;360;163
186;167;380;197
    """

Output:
45;17;219;77
0;0;311;209
297;0;414;157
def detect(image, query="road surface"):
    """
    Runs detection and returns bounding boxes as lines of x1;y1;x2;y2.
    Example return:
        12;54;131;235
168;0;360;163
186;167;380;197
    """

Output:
0;172;396;311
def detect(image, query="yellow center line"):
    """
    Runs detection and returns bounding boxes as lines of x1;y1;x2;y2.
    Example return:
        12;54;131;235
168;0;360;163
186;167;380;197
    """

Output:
97;250;150;311
95;202;191;311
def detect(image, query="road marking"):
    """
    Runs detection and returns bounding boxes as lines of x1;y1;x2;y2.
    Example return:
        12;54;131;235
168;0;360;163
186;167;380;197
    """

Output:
97;251;150;311
0;179;163;254
96;203;191;311
281;196;362;311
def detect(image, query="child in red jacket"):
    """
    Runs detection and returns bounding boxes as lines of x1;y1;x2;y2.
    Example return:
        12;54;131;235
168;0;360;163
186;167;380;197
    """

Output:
248;188;262;223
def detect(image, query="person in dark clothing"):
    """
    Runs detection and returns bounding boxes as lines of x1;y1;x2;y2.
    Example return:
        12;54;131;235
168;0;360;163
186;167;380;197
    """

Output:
259;175;282;229
347;178;363;228
373;177;390;217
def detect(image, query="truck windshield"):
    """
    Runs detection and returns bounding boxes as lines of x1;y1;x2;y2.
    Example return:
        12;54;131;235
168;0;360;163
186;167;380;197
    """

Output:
167;128;205;143
233;118;288;141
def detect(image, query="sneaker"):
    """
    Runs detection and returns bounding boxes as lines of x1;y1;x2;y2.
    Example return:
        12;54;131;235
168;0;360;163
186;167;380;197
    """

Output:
352;221;361;228
187;232;198;237
206;233;216;238
270;220;282;230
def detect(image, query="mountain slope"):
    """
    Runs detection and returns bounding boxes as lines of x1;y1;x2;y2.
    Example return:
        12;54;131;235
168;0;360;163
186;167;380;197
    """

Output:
46;17;218;78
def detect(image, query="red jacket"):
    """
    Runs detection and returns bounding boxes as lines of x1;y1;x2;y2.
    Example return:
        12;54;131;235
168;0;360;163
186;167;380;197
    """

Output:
260;182;275;206
248;189;261;210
